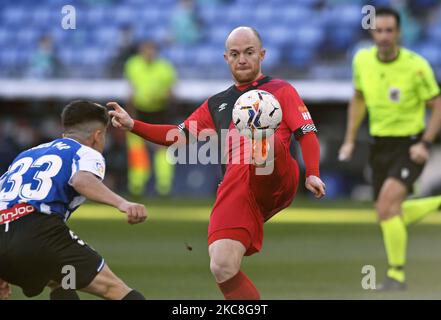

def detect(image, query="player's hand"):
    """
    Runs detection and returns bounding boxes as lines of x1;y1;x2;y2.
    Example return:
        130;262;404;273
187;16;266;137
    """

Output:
0;279;11;300
338;142;355;162
118;201;147;225
107;102;135;131
409;142;429;164
305;175;326;199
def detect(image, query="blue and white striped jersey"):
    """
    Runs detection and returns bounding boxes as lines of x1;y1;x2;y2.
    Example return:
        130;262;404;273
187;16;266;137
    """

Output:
0;138;105;221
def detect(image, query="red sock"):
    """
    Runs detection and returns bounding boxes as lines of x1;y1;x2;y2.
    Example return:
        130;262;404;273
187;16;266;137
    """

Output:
217;271;260;300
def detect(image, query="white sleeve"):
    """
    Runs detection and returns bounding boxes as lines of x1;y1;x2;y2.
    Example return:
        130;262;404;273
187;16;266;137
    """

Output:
69;146;106;184
0;168;9;190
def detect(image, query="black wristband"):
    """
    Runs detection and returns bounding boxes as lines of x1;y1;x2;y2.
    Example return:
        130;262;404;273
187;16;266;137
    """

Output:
421;140;433;149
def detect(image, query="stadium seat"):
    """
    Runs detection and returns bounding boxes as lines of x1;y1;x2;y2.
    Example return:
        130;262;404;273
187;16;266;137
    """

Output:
193;45;224;67
327;27;360;53
336;4;362;27
138;7;165;26
0;28;12;47
207;26;232;45
1;6;29;27
93;27;121;46
112;5;139;26
223;5;254;27
16;28;41;46
426;23;441;44
290;25;325;50
261;26;291;48
287;48;315;70
162;45;191;67
413;44;441;67
262;46;282;70
198;4;226;26
279;5;312;26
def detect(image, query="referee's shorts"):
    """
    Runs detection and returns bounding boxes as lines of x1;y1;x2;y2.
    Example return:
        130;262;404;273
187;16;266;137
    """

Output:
369;134;425;201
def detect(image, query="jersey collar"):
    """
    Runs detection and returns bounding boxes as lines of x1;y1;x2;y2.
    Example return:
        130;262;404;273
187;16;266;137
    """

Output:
235;74;266;92
375;47;401;64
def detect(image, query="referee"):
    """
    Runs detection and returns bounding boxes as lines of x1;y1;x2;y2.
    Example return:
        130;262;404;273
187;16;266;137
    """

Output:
339;7;441;290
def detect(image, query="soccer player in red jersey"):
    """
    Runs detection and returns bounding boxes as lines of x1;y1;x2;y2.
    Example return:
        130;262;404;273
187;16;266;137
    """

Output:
109;26;326;299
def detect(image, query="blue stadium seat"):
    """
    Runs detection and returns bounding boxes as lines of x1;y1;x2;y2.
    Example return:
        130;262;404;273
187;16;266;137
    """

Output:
261;26;291;48
328;27;359;52
58;47;82;67
291;25;325;50
93;27;121;46
198;4;226;25
0;46;28;75
85;6;111;26
138;7;164;26
279;5;312;26
328;4;362;28
262;46;281;70
16;28;41;46
426;23;441;44
295;0;325;7
193;45;224;67
1;6;29;27
0;28;12;47
30;7;58;28
254;5;275;23
207;26;232;45
288;48;315;70
223;5;254;27
367;0;391;6
112;5;139;26
162;45;191;67
80;47;109;66
414;44;441;67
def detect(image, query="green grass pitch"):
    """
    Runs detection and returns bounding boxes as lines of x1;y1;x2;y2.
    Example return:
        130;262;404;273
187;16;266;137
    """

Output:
9;200;441;299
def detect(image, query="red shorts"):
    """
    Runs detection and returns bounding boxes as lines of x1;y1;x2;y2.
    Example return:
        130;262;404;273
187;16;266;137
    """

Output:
208;136;299;256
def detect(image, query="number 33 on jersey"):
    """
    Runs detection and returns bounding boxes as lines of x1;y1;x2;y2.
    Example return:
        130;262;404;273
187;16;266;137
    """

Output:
0;138;105;221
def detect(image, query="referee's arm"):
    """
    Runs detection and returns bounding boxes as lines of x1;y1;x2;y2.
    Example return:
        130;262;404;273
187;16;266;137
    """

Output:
410;94;441;164
339;89;366;161
423;95;441;144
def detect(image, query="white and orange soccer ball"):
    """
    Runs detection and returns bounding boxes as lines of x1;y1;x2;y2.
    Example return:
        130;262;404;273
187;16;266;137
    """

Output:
232;89;282;139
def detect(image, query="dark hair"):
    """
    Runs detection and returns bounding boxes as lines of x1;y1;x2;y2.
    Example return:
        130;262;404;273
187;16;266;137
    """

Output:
375;7;401;29
61;100;109;130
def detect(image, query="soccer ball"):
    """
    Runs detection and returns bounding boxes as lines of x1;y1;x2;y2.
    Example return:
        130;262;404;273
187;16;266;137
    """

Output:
232;89;282;139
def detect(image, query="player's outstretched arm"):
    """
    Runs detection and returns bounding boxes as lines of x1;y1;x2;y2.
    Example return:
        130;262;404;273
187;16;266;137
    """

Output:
70;171;147;225
297;133;326;199
0;278;11;300
338;90;366;161
107;101;186;147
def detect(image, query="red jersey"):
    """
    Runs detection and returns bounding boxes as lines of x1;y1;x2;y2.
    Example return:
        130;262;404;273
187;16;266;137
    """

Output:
182;76;317;173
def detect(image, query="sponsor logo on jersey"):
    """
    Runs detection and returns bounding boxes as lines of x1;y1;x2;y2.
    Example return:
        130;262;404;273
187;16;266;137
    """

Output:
389;87;401;102
95;162;105;177
300;124;317;134
0;203;35;225
177;123;185;131
218;103;228;112
298;105;311;120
